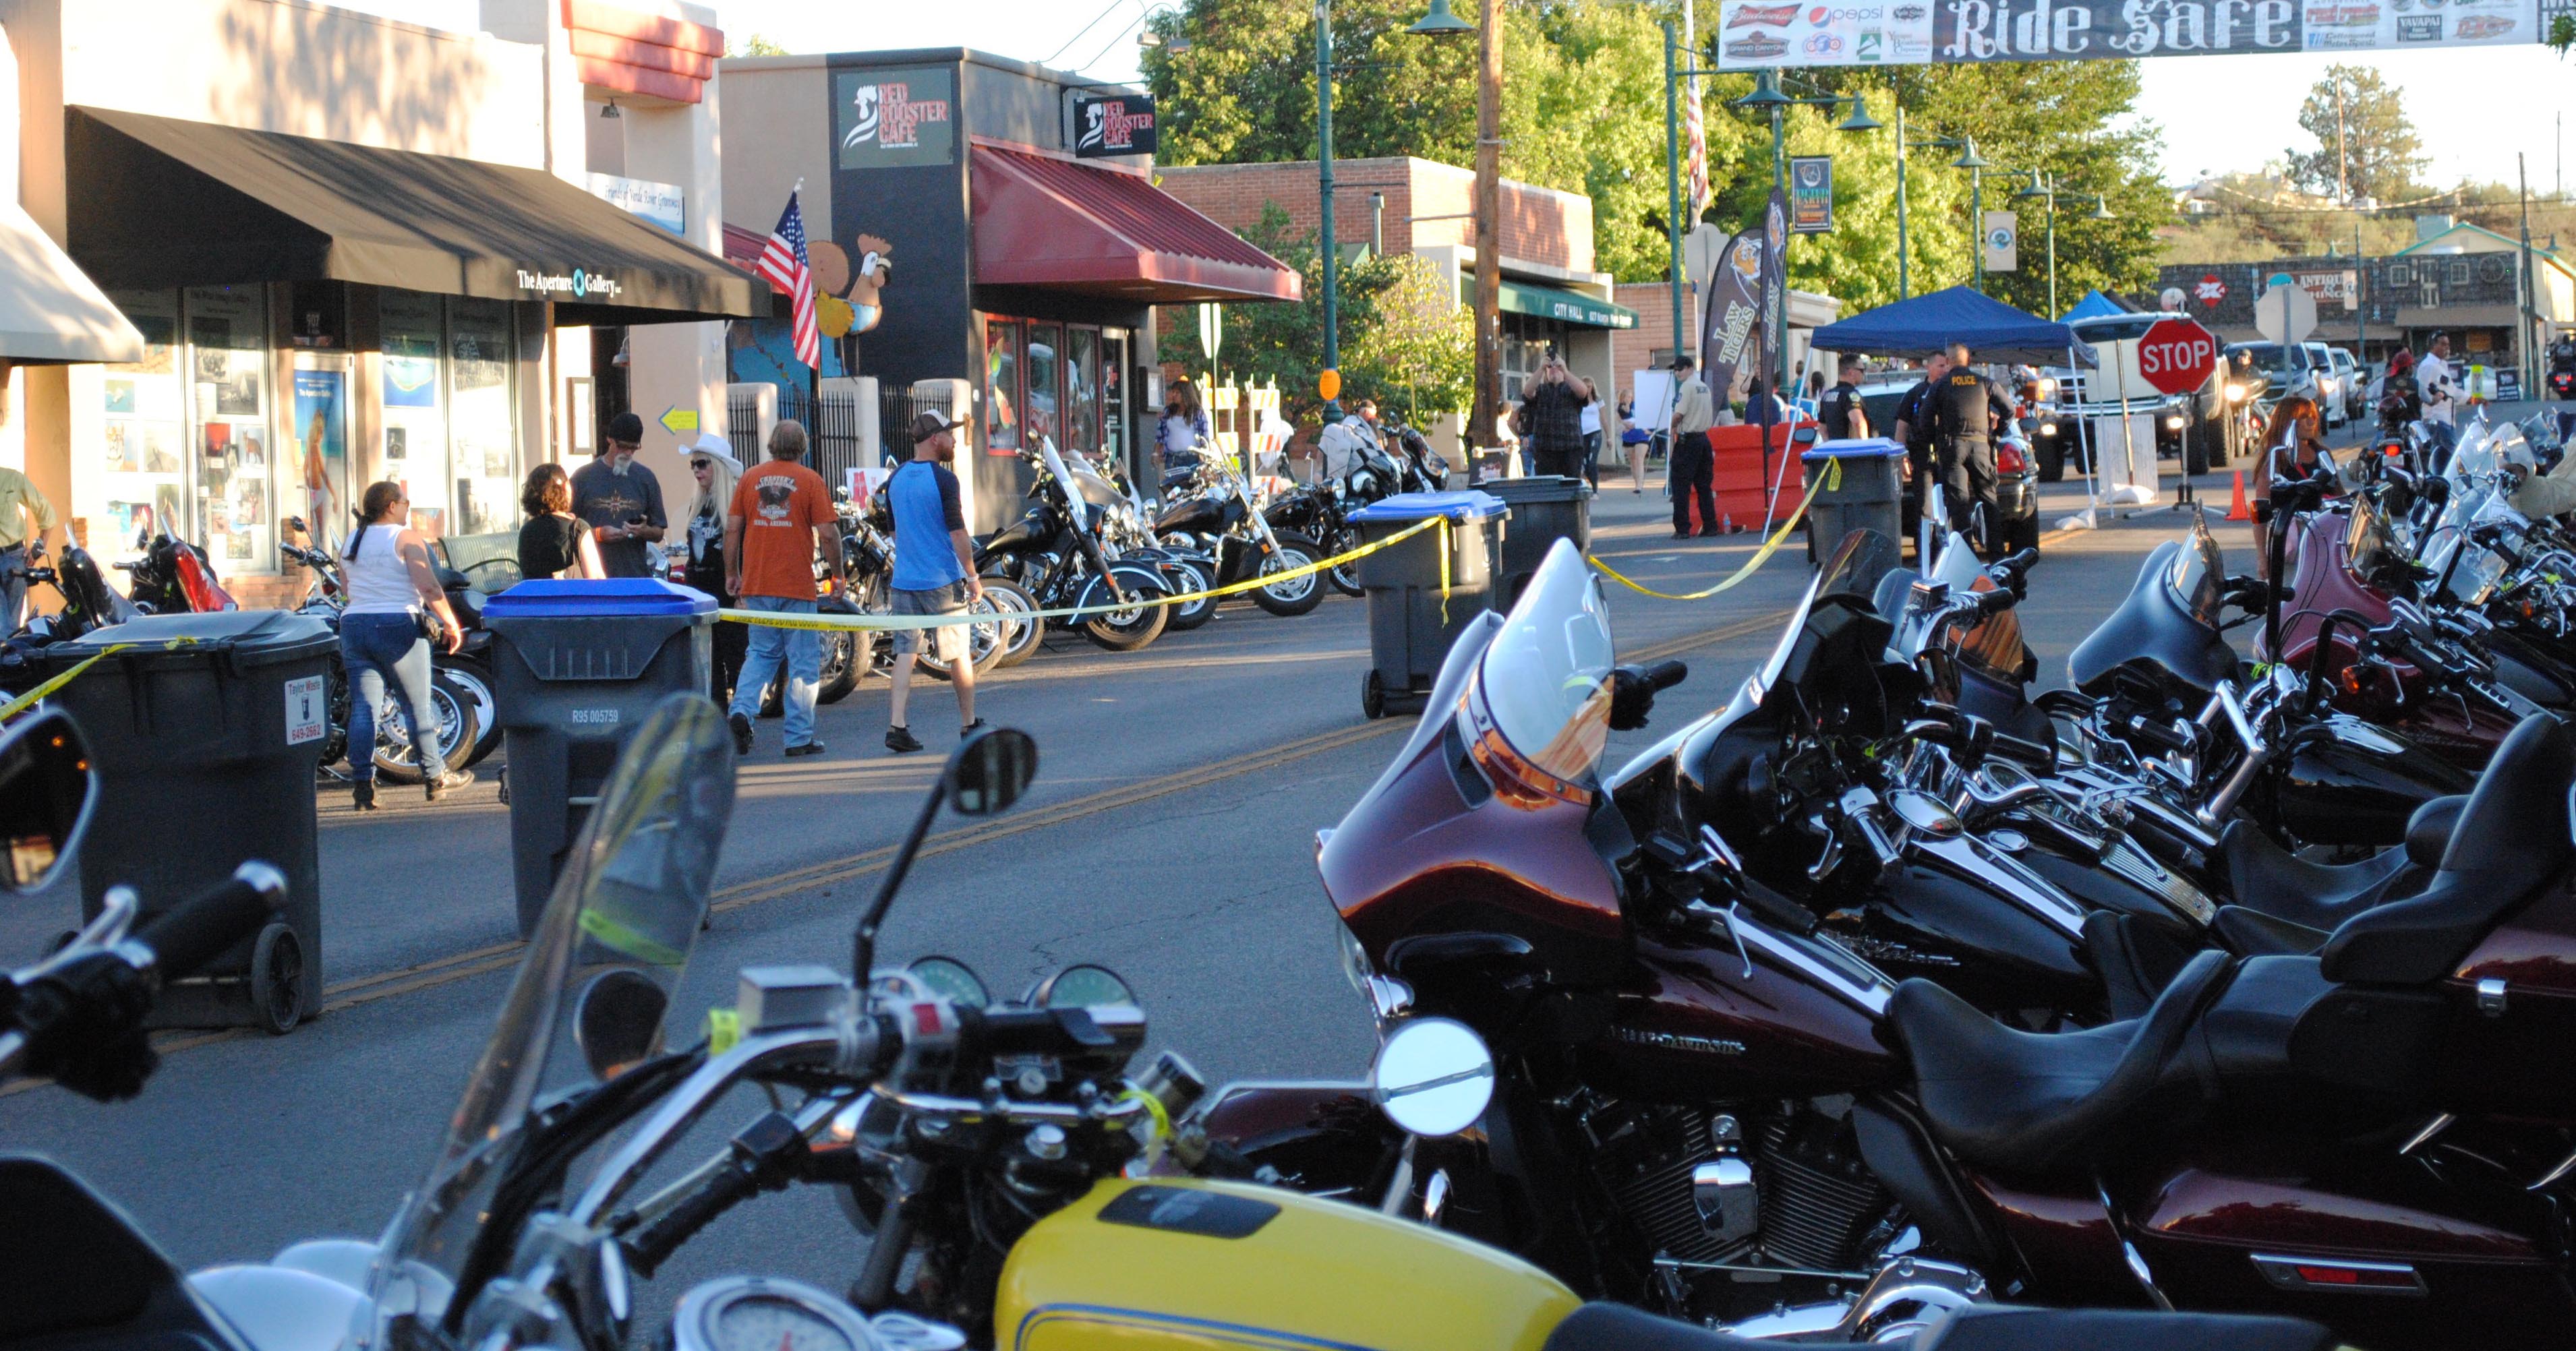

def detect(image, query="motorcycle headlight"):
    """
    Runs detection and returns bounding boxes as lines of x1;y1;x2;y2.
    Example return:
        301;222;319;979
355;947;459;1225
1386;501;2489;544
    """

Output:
2039;423;2058;438
1339;918;1372;998
2165;414;2186;430
2226;382;2248;401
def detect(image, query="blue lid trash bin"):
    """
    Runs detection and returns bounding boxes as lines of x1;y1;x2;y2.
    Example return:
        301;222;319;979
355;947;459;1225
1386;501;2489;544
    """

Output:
1800;438;1906;566
1477;475;1593;605
34;609;337;1033
1347;491;1506;719
486;579;715;937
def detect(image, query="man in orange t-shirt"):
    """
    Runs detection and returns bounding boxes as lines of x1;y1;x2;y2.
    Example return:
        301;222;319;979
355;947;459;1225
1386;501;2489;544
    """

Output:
724;419;845;758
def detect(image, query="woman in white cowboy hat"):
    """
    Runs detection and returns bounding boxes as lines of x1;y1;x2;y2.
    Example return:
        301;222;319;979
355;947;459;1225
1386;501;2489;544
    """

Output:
682;431;749;703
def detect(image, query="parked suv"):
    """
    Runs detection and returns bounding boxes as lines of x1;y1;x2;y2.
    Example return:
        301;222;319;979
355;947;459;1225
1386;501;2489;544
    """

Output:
2302;341;2349;426
2037;313;2225;478
2326;346;2366;421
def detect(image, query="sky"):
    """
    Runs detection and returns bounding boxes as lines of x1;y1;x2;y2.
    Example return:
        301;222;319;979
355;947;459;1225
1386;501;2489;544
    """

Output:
339;0;2576;194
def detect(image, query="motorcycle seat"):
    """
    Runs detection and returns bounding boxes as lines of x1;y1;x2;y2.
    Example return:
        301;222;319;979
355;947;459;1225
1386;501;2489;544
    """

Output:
1892;949;2237;1174
1535;1299;2329;1351
2321;713;2576;985
2208;905;2331;958
2213;793;2461;928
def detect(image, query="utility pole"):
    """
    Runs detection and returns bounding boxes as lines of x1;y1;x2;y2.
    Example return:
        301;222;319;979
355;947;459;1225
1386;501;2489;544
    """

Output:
2521;152;2540;397
2335;76;2349;205
1316;0;1340;421
1469;0;1502;467
1663;20;1685;359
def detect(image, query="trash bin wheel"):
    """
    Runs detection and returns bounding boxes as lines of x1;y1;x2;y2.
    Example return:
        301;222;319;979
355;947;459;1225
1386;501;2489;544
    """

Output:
1362;669;1386;720
250;919;307;1035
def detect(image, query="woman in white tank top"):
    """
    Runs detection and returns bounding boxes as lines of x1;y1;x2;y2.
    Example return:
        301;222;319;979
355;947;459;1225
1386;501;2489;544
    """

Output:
340;482;468;810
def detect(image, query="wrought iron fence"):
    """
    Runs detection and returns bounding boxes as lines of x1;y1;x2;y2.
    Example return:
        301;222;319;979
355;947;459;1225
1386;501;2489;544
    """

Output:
879;386;953;462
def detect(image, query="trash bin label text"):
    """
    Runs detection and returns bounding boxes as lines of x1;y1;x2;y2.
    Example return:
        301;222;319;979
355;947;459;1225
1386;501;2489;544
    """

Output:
570;708;622;727
285;676;325;746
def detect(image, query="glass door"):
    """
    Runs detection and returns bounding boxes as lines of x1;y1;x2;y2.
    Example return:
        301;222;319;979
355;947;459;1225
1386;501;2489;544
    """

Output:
290;353;354;553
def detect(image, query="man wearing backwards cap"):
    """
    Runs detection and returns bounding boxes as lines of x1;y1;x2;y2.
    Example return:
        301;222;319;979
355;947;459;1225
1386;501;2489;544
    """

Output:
572;410;668;578
882;411;986;754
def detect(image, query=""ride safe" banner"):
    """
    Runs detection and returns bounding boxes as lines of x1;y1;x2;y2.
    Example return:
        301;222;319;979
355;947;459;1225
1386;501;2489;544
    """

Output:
1711;0;2538;69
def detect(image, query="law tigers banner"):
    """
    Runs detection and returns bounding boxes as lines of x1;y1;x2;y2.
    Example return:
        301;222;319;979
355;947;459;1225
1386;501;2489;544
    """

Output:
1711;0;2538;69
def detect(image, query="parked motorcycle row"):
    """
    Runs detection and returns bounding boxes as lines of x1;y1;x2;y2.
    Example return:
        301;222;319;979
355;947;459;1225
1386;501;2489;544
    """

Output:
28;413;2576;1350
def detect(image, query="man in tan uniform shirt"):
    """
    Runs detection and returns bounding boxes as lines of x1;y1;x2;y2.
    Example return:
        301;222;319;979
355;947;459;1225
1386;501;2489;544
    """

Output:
0;466;60;630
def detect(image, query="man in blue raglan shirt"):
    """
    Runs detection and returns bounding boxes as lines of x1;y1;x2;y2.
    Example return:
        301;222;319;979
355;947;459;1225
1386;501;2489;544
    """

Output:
883;411;987;754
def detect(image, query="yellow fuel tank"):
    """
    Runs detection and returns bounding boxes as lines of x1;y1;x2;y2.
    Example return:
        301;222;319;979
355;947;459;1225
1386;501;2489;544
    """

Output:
996;1178;1579;1351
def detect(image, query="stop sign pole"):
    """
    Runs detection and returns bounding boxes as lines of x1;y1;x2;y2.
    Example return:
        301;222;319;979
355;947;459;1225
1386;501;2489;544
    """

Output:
2130;315;2225;520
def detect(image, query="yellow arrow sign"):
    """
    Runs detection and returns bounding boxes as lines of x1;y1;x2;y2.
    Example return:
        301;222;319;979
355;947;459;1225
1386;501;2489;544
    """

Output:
661;407;700;436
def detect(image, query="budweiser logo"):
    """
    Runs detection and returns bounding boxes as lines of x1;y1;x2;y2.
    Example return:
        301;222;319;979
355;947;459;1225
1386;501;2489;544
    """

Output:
1728;3;1800;27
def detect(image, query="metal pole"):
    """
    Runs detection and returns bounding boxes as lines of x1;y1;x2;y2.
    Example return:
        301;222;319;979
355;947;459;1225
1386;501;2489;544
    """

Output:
1772;104;1789;415
1469;0;1502;476
1895;102;1909;300
2045;184;2057;319
1970;162;1983;293
2521;152;2539;398
2355;214;2366;364
1664;20;1686;359
1316;0;1340;421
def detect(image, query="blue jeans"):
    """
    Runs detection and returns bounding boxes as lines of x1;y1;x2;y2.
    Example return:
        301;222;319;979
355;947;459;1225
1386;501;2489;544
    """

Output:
728;595;821;746
343;611;444;782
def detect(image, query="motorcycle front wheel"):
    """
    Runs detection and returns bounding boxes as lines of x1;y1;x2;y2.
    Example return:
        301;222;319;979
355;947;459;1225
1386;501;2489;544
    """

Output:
435;655;502;767
1082;579;1169;651
918;592;1009;682
816;630;861;704
1161;558;1217;630
1250;531;1325;616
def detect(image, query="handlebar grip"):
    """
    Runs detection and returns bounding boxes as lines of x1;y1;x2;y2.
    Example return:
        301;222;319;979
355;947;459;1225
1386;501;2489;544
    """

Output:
1989;732;2058;770
132;862;287;980
1992;548;2040;578
1970;587;2020;617
1641;659;1687;693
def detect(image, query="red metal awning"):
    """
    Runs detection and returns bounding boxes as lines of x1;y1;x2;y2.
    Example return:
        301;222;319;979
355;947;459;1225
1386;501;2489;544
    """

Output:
970;143;1300;304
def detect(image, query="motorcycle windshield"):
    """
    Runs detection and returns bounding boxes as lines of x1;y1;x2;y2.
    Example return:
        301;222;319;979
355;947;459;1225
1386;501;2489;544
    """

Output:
2162;521;2226;628
1477;539;1616;783
369;694;735;1335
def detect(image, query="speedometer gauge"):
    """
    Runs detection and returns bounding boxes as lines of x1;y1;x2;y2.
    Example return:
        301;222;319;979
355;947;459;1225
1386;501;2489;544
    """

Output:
672;1278;877;1351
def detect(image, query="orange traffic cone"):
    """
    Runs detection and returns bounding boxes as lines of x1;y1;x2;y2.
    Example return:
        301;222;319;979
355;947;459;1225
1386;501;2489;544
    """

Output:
2227;470;2253;522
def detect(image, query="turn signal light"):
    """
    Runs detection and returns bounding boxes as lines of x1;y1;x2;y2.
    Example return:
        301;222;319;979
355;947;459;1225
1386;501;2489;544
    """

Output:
1996;444;2028;474
2341;667;2365;696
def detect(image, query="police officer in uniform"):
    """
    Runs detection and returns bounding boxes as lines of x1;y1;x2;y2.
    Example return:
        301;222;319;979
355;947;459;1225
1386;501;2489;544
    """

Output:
1929;341;2010;555
1817;355;1871;441
1890;351;1950;543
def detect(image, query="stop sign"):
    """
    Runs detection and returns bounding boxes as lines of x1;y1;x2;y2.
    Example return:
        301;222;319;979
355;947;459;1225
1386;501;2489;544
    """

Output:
2136;317;2220;396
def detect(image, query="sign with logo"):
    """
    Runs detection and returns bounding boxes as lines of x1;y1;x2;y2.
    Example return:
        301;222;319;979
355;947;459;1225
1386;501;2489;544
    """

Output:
2194;273;2228;307
1788;156;1834;233
515;268;623;301
1710;0;2537;67
836;67;956;169
1982;210;2018;274
2291;268;2360;309
285;676;324;746
586;173;685;235
2136;317;2220;396
1072;92;1157;158
1699;227;1767;404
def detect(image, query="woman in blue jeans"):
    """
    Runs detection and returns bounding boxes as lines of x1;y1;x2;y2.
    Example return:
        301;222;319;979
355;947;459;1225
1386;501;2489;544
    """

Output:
341;481;468;809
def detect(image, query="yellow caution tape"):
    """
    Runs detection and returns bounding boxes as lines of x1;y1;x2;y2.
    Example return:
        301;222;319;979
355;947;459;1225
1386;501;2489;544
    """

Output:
705;1006;742;1056
720;513;1450;633
0;636;204;723
1586;457;1840;601
1117;1085;1174;1143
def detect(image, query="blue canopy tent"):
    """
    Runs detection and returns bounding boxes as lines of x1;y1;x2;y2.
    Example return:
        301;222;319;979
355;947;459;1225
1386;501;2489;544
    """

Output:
1809;286;2096;367
2060;289;2133;323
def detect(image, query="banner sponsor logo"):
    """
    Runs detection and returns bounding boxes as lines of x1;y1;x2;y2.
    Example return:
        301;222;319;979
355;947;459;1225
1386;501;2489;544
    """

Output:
1730;2;1802;25
1725;32;1790;56
2397;13;2446;34
1805;31;1848;52
1714;0;2538;67
2457;13;2519;34
1790;156;1835;233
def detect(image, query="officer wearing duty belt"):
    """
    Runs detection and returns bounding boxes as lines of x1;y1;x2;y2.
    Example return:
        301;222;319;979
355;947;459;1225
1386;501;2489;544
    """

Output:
1928;341;2010;556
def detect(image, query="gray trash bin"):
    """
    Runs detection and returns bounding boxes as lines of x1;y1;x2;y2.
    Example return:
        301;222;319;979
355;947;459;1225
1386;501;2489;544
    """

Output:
485;579;714;937
1349;490;1506;719
1802;438;1906;564
37;609;336;1033
1479;475;1593;605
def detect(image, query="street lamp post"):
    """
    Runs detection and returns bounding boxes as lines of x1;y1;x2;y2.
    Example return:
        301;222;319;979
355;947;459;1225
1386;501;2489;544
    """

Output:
2008;171;2060;319
1892;131;1981;297
1727;71;1875;410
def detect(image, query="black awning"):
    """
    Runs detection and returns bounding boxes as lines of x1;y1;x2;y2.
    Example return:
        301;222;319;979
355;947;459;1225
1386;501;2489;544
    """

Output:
65;107;769;325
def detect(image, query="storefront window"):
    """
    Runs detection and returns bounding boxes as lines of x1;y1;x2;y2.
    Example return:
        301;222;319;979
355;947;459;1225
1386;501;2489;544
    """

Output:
1102;331;1128;466
985;319;1021;453
98;291;183;563
380;289;448;538
1067;328;1100;454
448;298;517;536
187;287;277;572
1027;323;1061;450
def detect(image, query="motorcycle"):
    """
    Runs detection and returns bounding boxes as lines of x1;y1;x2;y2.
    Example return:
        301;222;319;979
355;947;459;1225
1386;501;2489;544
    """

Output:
842;493;1023;677
1151;448;1327;618
5;696;2339;1351
0;541;142;692
119;527;235;615
977;439;1171;653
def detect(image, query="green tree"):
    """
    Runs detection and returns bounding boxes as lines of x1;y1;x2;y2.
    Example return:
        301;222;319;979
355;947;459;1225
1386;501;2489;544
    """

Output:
728;33;790;57
1341;251;1475;425
2284;65;2425;205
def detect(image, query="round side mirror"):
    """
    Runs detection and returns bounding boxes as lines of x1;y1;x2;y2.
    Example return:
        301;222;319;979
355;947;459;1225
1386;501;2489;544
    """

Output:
1370;1017;1494;1138
0;711;93;895
573;967;671;1079
949;727;1037;816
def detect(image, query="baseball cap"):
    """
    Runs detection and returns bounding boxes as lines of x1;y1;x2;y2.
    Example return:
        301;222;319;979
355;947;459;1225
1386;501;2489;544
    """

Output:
1669;354;1695;371
910;410;962;444
606;411;645;445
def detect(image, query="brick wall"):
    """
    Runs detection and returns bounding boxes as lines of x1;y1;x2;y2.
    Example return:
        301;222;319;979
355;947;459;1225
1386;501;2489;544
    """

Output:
1156;156;1592;274
1612;281;1695;396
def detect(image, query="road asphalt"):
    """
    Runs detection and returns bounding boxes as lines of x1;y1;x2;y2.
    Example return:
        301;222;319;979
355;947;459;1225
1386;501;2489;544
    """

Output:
0;447;2319;1306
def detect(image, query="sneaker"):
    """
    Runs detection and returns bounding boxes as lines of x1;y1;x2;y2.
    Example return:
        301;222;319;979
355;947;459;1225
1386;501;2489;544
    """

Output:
728;711;754;756
885;725;923;754
785;740;828;758
960;718;989;741
352;780;379;812
426;769;473;802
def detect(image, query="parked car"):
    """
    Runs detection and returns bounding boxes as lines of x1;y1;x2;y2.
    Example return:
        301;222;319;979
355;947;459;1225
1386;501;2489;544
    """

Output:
2326;345;2366;421
1994;423;2041;555
2302;340;2349;426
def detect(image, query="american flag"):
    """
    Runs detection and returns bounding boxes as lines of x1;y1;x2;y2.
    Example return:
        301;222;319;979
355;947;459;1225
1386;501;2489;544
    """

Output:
755;189;819;369
1683;84;1711;222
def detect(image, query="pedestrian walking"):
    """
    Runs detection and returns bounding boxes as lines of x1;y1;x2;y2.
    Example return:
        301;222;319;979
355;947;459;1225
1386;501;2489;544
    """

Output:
1618;390;1648;493
1579;394;1604;489
882;411;987;754
1517;357;1593;479
1929;342;2010;555
682;433;748;706
724;420;844;759
2417;332;2460;427
1666;355;1717;538
572;411;668;577
0;462;60;632
341;481;469;810
1158;380;1210;474
516;463;605;582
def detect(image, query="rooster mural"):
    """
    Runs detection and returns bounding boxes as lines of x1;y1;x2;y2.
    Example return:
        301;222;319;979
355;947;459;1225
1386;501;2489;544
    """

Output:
812;233;894;338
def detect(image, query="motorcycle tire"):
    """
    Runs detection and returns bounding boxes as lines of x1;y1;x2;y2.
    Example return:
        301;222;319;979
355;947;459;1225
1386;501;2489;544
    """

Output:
918;593;1009;682
817;630;860;704
1161;559;1217;631
435;655;502;767
1326;527;1365;598
1249;531;1325;617
982;578;1042;667
1082;580;1169;651
373;671;484;785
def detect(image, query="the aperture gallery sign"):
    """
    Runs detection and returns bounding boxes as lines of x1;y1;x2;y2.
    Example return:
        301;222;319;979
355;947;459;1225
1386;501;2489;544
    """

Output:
1712;0;2538;69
